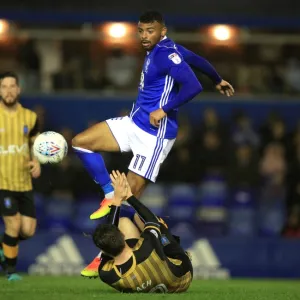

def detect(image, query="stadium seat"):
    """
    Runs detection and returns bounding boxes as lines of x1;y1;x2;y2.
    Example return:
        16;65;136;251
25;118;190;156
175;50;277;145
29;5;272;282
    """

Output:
45;197;74;233
228;188;257;236
164;184;197;227
140;184;167;216
196;177;228;237
73;198;102;233
258;187;286;237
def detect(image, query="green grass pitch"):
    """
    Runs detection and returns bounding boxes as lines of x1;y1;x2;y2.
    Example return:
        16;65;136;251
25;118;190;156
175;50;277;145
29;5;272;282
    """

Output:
1;276;300;300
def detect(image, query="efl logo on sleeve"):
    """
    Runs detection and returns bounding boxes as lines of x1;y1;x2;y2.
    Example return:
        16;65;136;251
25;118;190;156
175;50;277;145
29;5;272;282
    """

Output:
168;53;182;64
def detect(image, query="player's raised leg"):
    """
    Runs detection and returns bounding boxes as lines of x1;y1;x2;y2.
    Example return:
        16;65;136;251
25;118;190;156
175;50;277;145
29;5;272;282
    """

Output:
126;171;148;198
119;217;141;239
82;120;175;278
72;120;122;219
74;117;133;278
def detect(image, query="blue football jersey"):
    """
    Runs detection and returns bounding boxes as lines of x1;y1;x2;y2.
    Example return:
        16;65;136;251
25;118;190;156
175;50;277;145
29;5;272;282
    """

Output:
130;37;191;139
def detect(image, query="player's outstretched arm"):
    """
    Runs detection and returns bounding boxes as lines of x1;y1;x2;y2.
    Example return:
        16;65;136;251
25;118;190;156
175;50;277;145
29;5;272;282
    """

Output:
110;171;159;224
104;170;131;226
162;62;203;113
176;44;234;97
149;49;203;127
176;44;222;83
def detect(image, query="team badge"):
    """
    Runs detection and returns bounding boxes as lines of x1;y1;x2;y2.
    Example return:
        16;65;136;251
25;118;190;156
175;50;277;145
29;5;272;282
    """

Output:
23;125;29;135
161;235;170;246
4;197;11;209
168;53;182;64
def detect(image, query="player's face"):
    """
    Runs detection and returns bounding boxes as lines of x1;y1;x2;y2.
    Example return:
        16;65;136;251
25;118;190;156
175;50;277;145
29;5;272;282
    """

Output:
0;77;20;107
138;21;167;50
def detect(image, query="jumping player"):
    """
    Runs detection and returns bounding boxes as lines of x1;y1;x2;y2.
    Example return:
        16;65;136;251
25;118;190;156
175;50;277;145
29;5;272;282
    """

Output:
72;11;234;277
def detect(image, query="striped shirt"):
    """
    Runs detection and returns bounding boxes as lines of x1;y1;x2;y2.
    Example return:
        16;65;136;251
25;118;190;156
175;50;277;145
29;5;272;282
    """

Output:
0;103;38;191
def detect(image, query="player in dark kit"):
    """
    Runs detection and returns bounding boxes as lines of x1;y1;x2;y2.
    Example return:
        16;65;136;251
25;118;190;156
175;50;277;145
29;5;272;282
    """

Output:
0;72;41;281
93;171;193;293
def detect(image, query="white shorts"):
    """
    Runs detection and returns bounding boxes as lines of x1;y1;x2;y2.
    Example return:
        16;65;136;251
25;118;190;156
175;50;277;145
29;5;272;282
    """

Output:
106;116;175;182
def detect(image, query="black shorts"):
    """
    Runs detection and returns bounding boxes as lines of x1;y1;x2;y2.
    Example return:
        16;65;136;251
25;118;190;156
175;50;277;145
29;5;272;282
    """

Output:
0;190;36;218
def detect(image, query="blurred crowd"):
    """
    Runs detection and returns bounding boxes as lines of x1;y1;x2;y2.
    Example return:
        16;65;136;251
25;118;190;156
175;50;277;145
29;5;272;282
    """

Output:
1;38;300;95
32;106;300;238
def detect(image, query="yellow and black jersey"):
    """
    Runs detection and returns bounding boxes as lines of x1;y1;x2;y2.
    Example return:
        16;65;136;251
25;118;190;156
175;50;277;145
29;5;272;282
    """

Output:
99;223;193;293
0;103;38;191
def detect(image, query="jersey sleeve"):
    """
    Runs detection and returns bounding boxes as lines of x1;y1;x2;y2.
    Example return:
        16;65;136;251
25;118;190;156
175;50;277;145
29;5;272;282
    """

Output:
107;205;121;227
153;47;203;113
153;47;187;75
126;195;159;224
176;44;222;84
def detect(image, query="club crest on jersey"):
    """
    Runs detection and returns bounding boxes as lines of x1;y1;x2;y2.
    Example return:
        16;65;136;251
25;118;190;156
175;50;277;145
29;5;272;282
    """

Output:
4;197;11;209
161;235;170;246
168;53;181;64
23;125;29;135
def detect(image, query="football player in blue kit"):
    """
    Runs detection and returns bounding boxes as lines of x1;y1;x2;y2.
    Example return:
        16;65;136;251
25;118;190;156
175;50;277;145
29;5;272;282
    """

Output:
72;11;234;277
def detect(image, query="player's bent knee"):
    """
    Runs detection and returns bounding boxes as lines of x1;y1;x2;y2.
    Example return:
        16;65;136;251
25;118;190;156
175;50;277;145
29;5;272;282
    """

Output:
20;229;35;239
20;218;37;239
119;217;140;239
72;134;89;149
20;225;36;239
4;216;21;236
119;217;132;228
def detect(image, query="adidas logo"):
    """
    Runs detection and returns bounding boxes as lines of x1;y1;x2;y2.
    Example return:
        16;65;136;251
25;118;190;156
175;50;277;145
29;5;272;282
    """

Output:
28;235;85;275
187;239;230;279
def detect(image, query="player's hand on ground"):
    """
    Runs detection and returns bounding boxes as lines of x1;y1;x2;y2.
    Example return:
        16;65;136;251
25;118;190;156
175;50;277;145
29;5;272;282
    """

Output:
28;159;41;178
216;80;234;97
150;108;167;127
110;170;131;204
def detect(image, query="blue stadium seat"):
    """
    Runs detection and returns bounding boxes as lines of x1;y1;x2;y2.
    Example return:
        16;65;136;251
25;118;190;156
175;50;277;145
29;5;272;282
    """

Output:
228;209;256;236
196;177;228;236
198;175;228;207
229;188;257;209
164;184;197;227
45;197;74;233
73;198;101;233
228;188;257;236
258;187;286;237
140;184;167;216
